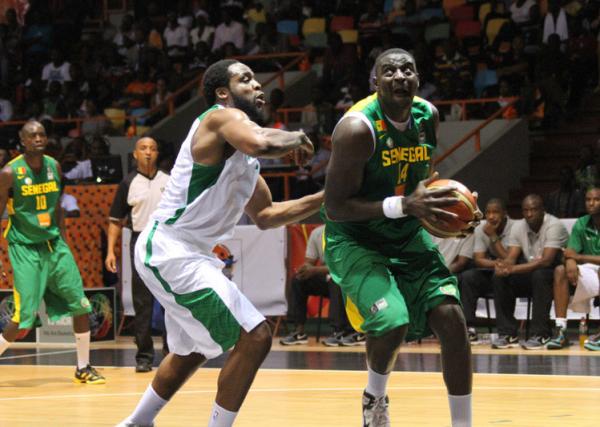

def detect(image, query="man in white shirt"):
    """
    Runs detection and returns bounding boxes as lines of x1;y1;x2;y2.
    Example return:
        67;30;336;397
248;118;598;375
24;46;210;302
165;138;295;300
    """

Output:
491;194;568;350
460;199;514;341
41;49;71;87
163;12;189;60
212;7;244;53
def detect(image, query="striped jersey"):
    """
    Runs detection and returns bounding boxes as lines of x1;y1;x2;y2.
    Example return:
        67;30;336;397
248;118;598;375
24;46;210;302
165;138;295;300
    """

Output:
151;105;260;252
323;93;437;247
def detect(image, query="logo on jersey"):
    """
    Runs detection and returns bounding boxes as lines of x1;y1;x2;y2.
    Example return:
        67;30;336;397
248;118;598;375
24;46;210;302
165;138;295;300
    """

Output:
47;166;54;180
370;298;388;314
24;177;32;185
439;285;457;297
212;244;236;280
16;166;26;179
80;297;91;308
385;137;394;148
375;120;387;132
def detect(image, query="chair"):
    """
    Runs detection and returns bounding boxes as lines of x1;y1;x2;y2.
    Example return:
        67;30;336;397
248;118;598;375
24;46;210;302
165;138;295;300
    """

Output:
104;108;126;130
443;0;466;16
338;29;358;44
302;17;325;36
485;18;509;45
420;7;445;23
449;4;474;22
455;20;481;40
276;19;298;35
304;32;328;48
330;15;354;32
424;22;451;44
478;2;492;23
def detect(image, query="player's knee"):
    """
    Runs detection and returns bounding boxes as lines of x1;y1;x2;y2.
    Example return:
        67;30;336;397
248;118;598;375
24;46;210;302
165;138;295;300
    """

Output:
247;322;272;351
430;303;466;338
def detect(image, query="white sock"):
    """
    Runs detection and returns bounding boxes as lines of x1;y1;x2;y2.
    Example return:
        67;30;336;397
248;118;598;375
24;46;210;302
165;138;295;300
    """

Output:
0;334;10;356
555;318;567;330
365;366;390;398
74;331;90;369
207;402;238;427
448;394;472;427
128;385;168;425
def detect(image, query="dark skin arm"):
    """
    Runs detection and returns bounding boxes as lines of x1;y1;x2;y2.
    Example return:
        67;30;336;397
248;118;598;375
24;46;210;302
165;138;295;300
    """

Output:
194;108;313;165
244;175;323;230
473;251;498;269
563;247;600;284
0;166;12;234
324;116;458;222
495;246;561;276
296;257;329;280
449;255;471;274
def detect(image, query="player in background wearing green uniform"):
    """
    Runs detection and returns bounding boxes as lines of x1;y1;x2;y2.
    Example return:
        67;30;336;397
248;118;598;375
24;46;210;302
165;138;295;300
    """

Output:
324;49;475;426
0;121;105;384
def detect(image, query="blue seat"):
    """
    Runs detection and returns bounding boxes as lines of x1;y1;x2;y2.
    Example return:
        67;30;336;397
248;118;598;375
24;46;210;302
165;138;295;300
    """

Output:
474;69;498;97
277;20;298;35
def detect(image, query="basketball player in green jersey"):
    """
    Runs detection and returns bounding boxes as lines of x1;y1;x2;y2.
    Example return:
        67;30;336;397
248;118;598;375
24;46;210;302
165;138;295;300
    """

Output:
324;49;475;426
0;121;105;384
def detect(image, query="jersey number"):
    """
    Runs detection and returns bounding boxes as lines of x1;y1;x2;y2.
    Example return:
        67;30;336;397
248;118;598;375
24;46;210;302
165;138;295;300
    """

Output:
397;163;409;184
36;195;47;210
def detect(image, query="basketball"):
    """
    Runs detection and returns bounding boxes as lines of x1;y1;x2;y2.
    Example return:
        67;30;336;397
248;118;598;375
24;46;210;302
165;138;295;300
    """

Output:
420;179;478;238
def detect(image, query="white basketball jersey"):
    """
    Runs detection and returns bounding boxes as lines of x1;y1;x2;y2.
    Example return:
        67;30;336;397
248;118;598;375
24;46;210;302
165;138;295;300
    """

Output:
152;105;260;251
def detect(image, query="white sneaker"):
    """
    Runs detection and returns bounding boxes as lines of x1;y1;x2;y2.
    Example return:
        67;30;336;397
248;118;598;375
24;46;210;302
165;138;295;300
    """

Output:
115;420;154;427
362;390;391;427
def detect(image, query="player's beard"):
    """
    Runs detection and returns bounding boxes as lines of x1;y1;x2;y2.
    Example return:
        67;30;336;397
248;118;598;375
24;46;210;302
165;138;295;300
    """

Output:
231;93;265;126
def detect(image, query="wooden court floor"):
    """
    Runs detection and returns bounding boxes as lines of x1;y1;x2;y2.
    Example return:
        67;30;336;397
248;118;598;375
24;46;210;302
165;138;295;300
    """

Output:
1;339;600;426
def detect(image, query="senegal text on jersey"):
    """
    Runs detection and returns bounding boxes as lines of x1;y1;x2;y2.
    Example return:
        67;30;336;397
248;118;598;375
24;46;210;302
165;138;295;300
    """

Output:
21;181;59;196
381;145;431;167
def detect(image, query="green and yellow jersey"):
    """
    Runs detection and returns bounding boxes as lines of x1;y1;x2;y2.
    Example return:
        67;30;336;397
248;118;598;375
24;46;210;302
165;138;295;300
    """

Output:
323;93;437;248
4;155;61;244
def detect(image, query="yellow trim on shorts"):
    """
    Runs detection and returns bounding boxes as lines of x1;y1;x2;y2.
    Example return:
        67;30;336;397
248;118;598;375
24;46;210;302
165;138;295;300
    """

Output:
11;287;20;323
3;217;11;239
345;296;365;333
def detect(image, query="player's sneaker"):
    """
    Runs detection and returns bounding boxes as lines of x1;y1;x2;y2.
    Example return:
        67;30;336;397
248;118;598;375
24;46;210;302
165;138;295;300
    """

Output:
362;390;391;427
74;364;106;384
546;327;570;350
491;335;519;349
584;332;600;351
279;332;308;345
522;335;550;350
467;327;479;343
322;331;344;347
341;332;366;346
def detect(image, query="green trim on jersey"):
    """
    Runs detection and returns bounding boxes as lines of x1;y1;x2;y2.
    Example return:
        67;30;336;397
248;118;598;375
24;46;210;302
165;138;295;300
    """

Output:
144;221;241;351
165;104;225;225
5;155;61;244
323;94;437;251
568;215;600;255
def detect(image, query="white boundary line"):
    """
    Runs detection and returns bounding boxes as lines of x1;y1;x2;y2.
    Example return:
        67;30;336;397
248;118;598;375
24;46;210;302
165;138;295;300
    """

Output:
0;349;76;361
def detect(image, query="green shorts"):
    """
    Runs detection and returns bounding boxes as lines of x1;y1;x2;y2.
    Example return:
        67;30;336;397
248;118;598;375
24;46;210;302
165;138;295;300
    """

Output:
324;227;460;341
9;237;90;329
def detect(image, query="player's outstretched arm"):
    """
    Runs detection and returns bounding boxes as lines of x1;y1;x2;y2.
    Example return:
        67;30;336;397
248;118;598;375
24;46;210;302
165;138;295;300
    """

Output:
244;176;323;229
204;108;313;159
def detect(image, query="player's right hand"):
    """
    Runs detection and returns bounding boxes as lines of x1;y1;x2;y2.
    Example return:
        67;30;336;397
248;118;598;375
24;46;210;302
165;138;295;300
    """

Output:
403;172;459;220
105;253;117;273
298;132;314;155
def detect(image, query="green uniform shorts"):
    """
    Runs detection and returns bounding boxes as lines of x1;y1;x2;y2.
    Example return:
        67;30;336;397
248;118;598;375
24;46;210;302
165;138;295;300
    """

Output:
324;227;460;341
9;237;90;329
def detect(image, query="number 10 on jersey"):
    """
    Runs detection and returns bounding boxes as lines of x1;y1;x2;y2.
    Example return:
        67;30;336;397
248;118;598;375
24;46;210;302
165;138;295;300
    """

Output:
36;195;47;210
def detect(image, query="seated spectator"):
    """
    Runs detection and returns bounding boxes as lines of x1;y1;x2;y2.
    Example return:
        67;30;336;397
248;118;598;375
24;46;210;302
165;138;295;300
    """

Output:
189;14;214;49
460;198;514;341
212;7;244;53
41;49;72;88
510;0;537;26
150;77;172;110
81;98;110;137
60;193;81;217
430;234;474;276
123;68;155;110
62;137;93;181
547;186;600;350
42;81;66;118
301;85;336;136
176;0;194;30
113;14;135;59
189;41;212;72
163;12;189;62
433;38;473;99
574;145;596;192
322;32;358;97
280;225;361;347
22;10;52;71
545;166;585;218
491;194;568;350
543;0;569;47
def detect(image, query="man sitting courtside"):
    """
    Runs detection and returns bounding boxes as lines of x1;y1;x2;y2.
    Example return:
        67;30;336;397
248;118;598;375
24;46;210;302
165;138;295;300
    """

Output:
460;198;514;342
280;224;364;346
491;194;568;350
547;186;600;350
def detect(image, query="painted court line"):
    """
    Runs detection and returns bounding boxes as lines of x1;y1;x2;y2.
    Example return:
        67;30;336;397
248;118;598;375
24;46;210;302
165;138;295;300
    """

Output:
0;384;599;402
0;349;76;361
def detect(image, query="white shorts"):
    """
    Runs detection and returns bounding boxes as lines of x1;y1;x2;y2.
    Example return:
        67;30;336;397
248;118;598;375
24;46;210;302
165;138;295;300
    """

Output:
570;264;600;314
134;221;265;359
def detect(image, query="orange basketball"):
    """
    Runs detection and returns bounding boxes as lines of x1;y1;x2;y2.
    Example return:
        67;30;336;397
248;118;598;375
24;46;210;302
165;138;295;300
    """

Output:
420;179;477;238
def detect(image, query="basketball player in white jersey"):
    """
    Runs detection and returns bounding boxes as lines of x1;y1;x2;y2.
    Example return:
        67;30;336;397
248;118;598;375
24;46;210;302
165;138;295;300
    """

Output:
116;60;322;427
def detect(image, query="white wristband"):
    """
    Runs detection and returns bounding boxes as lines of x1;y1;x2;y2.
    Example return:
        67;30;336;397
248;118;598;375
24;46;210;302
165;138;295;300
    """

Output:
382;196;407;219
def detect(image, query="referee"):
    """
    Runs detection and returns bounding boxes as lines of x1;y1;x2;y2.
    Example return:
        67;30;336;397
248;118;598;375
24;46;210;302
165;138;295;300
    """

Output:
105;136;170;373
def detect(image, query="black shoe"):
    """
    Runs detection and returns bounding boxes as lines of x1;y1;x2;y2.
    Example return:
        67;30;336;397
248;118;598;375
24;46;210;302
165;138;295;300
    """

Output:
135;361;153;373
